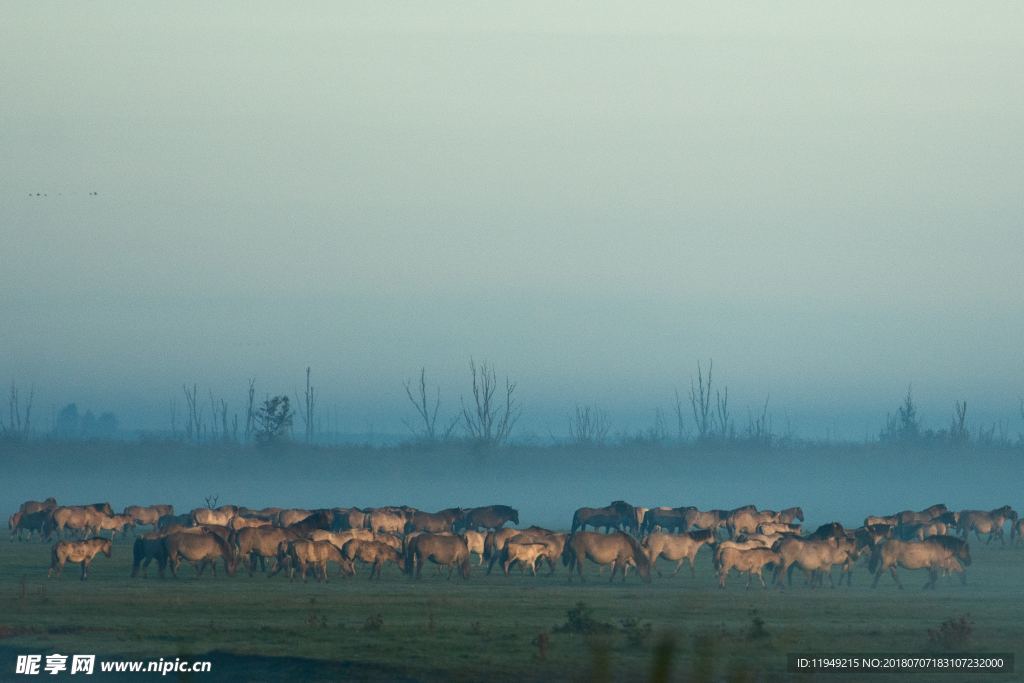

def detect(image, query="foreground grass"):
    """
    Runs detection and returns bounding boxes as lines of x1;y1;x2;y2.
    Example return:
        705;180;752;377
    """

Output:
0;538;1021;682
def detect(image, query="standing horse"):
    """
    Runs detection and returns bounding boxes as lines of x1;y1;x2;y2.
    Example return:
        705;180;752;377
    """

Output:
869;536;971;589
562;532;651;583
48;538;112;580
644;530;717;578
958;506;1016;545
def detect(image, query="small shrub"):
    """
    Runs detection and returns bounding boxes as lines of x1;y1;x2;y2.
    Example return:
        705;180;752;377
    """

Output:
363;613;384;632
927;615;973;650
619;617;653;647
746;612;769;640
554;602;614;635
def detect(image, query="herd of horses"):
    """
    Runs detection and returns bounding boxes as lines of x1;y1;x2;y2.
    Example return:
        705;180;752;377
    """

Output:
9;497;1019;589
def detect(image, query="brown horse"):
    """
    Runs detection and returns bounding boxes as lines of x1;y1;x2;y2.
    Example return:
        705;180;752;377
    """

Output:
123;505;173;529
772;536;858;589
563;532;651;583
406;508;465;534
276;508;313;527
644;530;717;578
485;528;528;574
683;508;729;534
49;538;112;580
10;510;49;542
502;540;550;576
279;540;348;582
405;533;471;579
869;536;971;589
191;508;235;527
458;505;519;531
641;507;691;534
236;526;302;576
47;506;109;539
342;539;404;579
309;528;375;552
95;514;134;542
717;547;781;589
163;531;237;578
460;530;486;565
19;498;57;515
958;506;1016;545
1012;518;1024;546
571;504;632;534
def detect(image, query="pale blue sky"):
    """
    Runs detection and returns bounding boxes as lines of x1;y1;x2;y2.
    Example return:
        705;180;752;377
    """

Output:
2;3;1022;437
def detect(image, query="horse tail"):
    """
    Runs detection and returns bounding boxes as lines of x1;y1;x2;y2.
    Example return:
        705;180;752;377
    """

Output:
404;537;417;575
868;544;883;574
570;512;582;534
562;536;577;568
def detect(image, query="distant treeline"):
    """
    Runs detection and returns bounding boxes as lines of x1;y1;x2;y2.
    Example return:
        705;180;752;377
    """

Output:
2;362;1022;450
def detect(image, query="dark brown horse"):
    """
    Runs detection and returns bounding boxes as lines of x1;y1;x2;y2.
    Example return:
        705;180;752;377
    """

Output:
458;505;519;532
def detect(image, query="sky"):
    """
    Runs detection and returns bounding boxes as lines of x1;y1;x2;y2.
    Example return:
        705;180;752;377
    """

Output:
2;2;1022;439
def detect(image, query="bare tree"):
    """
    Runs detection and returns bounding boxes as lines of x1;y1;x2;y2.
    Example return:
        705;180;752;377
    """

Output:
294;367;316;444
244;378;256;443
403;367;457;442
745;396;772;447
460;359;520;446
689;360;713;441
1;381;33;441
950;400;968;445
673;389;689;441
715;386;732;440
569;404;611;446
183;384;202;444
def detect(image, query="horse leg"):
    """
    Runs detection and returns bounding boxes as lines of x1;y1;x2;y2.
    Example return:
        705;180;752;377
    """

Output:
757;569;768;590
80;560;88;581
923;569;937;590
890;567;903;589
871;568;882;588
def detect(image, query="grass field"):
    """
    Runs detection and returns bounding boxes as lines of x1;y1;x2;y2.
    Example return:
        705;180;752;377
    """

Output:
0;535;1020;682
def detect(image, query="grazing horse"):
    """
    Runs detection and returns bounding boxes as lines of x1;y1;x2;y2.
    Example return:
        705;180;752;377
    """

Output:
642;507;691;535
644;529;717;578
163;532;237;578
49;538;112;580
405;533;472;579
563;532;651;583
865;515;899;527
869;536;971;590
342;540;403;580
958;506;1016;545
717;547;781;589
458;505;519;532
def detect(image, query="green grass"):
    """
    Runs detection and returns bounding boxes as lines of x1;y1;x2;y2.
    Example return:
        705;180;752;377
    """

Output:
0;537;1021;681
